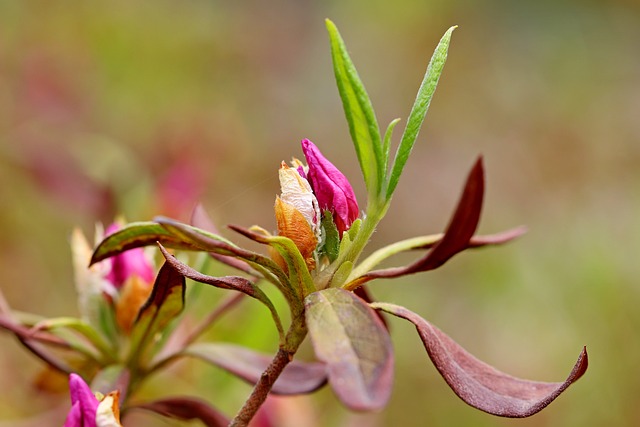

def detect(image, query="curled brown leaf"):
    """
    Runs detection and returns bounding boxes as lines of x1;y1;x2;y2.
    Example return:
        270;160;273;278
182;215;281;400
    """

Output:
373;302;588;417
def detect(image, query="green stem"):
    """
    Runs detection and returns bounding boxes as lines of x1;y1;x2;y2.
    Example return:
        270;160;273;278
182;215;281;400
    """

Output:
316;199;388;289
346;233;443;283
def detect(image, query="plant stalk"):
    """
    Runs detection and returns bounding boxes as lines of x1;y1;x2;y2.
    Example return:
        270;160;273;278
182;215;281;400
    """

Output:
229;316;308;426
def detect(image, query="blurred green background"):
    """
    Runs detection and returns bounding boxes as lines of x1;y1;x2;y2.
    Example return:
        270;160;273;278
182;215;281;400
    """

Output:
1;0;639;426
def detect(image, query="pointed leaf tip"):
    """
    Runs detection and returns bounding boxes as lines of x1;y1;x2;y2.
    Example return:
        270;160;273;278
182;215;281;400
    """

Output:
374;303;588;418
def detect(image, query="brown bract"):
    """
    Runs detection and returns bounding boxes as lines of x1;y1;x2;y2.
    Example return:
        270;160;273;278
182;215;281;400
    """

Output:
116;275;153;333
274;197;318;271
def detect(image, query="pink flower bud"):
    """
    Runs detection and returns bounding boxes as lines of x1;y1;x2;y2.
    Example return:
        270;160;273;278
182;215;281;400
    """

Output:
104;223;155;289
65;373;100;427
301;139;359;236
64;373;122;427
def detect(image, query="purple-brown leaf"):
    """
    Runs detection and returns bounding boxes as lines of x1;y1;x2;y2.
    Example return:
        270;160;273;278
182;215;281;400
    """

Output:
366;157;484;280
158;244;257;297
305;288;393;411
184;343;327;395
133;396;229;427
129;260;185;358
373;302;588;417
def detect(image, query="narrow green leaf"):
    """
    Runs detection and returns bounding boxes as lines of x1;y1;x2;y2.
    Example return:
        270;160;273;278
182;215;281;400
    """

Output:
382;118;401;169
129;262;185;364
386;26;456;200
326;19;384;198
90;222;200;266
305;288;394;410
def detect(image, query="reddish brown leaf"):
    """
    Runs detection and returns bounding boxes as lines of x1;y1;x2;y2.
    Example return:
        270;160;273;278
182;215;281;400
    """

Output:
184;343;327;395
133;396;229;427
0;315;78;373
305;288;394;411
373;302;588;417
467;226;527;248
129;260;186;360
158;244;257;297
366;157;484;280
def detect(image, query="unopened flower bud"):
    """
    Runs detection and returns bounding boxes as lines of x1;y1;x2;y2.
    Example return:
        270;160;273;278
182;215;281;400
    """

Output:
64;373;122;427
301;139;358;236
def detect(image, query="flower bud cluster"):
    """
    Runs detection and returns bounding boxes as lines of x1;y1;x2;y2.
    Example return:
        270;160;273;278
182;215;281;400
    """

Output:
275;140;359;270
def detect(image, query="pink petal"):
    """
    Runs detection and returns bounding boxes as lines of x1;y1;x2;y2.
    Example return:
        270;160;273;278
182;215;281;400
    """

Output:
66;373;99;427
301;139;359;235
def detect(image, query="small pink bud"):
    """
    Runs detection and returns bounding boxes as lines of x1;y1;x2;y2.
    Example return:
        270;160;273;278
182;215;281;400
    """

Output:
301;139;359;236
64;373;100;427
64;373;122;427
104;223;155;289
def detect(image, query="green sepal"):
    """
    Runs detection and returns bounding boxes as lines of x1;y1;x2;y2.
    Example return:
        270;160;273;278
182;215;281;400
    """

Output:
347;218;362;241
320;211;340;263
330;260;353;289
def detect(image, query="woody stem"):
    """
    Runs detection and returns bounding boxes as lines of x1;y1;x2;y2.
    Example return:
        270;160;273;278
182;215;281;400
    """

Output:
229;316;307;427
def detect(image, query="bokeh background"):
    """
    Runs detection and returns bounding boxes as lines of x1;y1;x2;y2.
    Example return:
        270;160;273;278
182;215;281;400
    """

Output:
1;1;639;426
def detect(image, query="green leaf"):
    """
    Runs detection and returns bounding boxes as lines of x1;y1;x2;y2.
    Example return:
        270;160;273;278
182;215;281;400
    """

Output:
320;211;340;262
90;222;200;265
382;118;401;169
181;343;327;395
386;26;456;200
129;261;185;365
305;288;393;410
326;19;384;198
